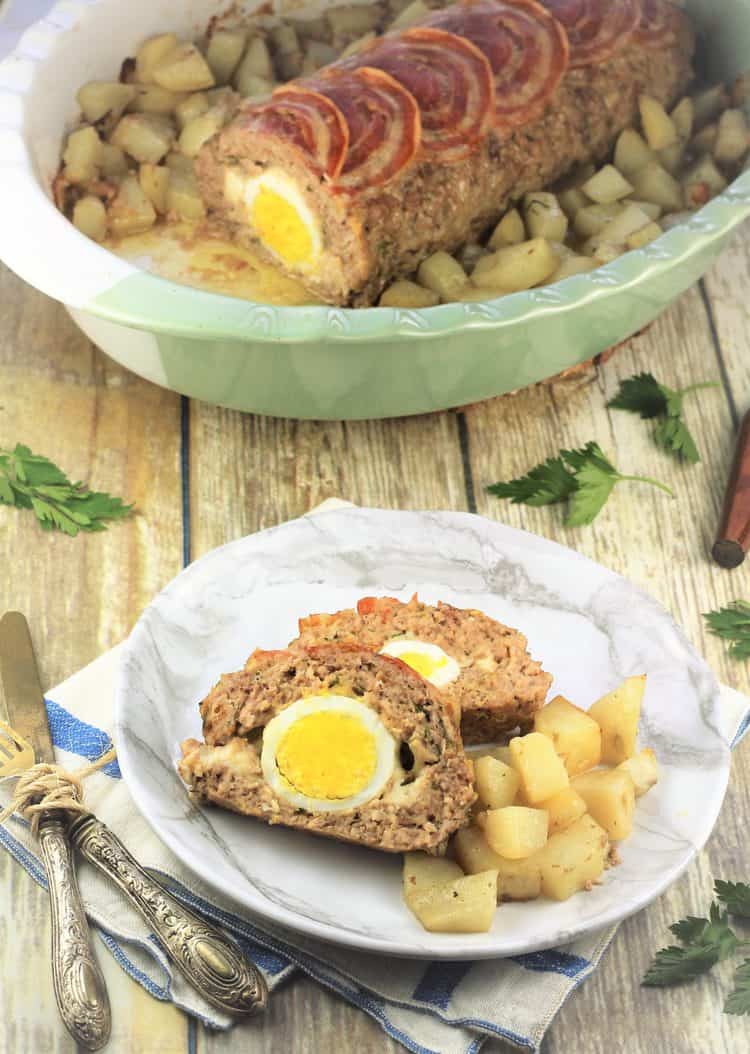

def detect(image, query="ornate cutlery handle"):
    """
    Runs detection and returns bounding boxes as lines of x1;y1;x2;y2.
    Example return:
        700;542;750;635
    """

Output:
37;816;111;1051
68;814;268;1017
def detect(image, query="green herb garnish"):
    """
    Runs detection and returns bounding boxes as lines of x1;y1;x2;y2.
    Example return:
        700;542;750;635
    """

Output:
704;602;750;660
608;372;719;463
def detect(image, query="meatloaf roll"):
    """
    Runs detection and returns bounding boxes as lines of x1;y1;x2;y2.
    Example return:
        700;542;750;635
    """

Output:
196;0;695;305
292;595;552;743
179;644;475;853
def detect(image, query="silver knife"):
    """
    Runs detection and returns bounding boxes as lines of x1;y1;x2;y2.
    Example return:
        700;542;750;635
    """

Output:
0;611;111;1051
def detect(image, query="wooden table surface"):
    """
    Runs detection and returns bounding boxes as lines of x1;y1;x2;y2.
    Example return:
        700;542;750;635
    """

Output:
1;227;749;1054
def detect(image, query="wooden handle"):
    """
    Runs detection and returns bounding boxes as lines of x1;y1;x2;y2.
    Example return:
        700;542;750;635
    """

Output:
713;410;750;569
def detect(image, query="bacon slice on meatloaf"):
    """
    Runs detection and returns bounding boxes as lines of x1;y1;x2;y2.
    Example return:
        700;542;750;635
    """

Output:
179;644;475;854
292;596;552;743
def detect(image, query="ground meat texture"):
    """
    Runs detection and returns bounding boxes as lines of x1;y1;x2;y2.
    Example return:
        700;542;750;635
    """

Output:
196;7;694;306
179;644;476;854
293;596;553;744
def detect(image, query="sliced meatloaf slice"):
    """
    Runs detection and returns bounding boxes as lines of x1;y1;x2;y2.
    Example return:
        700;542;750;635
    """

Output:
179;644;475;854
293;596;552;743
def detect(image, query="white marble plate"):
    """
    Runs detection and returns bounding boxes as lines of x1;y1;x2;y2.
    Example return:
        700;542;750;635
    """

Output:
114;508;730;959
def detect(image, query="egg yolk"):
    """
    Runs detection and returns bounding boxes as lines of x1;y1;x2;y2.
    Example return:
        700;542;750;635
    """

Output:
275;712;377;800
396;652;449;680
251;186;313;265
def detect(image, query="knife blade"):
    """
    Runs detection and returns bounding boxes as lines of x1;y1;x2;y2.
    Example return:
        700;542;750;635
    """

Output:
0;610;111;1051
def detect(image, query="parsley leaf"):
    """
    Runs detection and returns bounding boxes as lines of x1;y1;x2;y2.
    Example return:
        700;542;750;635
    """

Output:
725;960;750;1016
643;904;738;987
716;880;750;919
0;444;134;537
704;602;750;660
487;441;673;527
608;372;718;463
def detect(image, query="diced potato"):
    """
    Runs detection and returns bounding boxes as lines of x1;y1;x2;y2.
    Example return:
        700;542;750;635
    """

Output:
657;142;685;175
236;74;274;100
178;107;225;158
270;24;303;80
589;243;623;266
557;186;589;220
588;675;645;764
474;756;521;810
304;40;338;70
111;113;175;164
683;155;728;207
339;32;377;59
108;173;157;236
403;852;464;908
99;143;129;180
639;95;678;150
457;242;487;272
175;92;210;129
327;4;380;44
714;108;749;164
290;15;331;44
390;0;430;32
235;35;275;88
589;204;654;250
488;207;525;249
509;731;569;803
692;84;729;130
534;696;602;777
546;256;597;283
165;167;206;220
630;161;683;211
453;826;542;901
582;165;634;204
456;286;497;302
692;122;719;155
572;769;635;841
626;222;663;250
523;192;568;241
624;198;662;221
573;203;622;239
165;151;195;175
128;84;184;116
618;747;659;797
538;786;588;834
205;29;247;86
135;33;179;85
479;806;549;859
77;81;136;124
472;238;558;292
72;195;107;242
153;44;215;93
379;280;440;308
62;125;102;183
407;870;498;933
139;162;170;213
417;251;467;301
671;97;694;142
614;128;655;178
537;814;609;901
548;240;574;261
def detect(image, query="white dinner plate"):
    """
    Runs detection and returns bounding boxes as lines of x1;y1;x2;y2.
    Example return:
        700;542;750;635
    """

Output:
114;508;730;960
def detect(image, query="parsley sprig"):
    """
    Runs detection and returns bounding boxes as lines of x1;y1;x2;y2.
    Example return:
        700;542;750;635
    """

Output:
487;441;673;526
608;372;719;464
0;444;134;537
643;881;750;1015
703;602;750;660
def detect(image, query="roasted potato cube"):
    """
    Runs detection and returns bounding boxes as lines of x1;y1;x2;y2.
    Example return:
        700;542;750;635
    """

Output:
62;125;102;183
129;84;184;116
557;186;588;220
166;167;206;220
153;44;215;93
546;255;597;282
582;165;634;204
165;151;195;175
537;814;609;901
407;870;498;933
403;852;464;907
303;40;338;70
639;95;678;150
270;24;303;80
111;113;175;164
671;97;694;142
472;238;558;292
457;242;488;272
178;108;225;158
379;280;439;308
139;162;170;213
77;81;136;124
523;192;568;241
340;32;377;59
572;769;635;840
573;203;622;239
390;0;430;31
488;207;525;249
99;143;129;180
534;696;602;777
618;747;659;797
453;826;542;901
478;806;549;859
614;128;655;177
327;4;380;43
590;243;623;265
692;84;729;130
588;204;654;250
175;92;209;129
417;251;467;301
588;675;645;764
626;222;663;250
625;198;662;221
108;174;157;236
205;29;247;86
290;15;331;44
72;195;107;242
692;122;719;155
714;109;749;164
509;732;569;803
538;786;587;834
630;162;683;211
236;74;274;100
235;35;275;88
657;141;685;176
474;756;521;810
135;33;179;85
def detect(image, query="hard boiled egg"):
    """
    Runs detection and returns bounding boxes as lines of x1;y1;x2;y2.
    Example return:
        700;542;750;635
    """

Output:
225;167;321;270
261;695;396;813
379;639;461;688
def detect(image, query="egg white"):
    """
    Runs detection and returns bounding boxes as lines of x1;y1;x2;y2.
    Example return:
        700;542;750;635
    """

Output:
379;639;461;689
224;167;322;270
260;695;397;813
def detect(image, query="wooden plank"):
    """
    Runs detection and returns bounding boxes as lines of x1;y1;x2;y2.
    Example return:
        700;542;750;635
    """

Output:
0;264;187;1054
702;224;750;415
